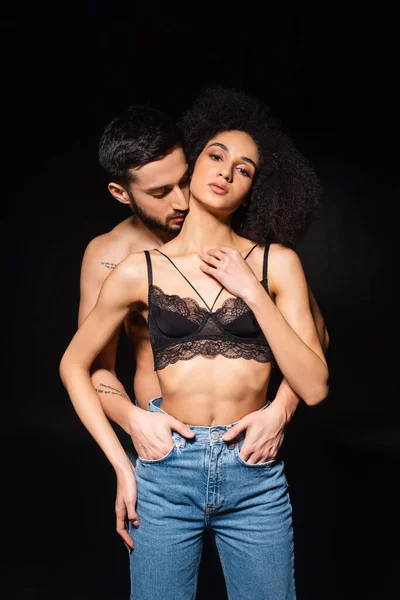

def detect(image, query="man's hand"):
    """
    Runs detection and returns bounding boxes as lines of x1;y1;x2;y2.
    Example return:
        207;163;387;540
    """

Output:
115;465;140;550
221;402;288;464
129;410;195;460
113;408;195;549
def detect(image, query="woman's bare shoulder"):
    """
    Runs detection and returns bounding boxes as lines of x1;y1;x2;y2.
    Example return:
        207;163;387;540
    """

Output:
268;244;306;294
269;243;301;267
104;250;149;288
249;241;299;268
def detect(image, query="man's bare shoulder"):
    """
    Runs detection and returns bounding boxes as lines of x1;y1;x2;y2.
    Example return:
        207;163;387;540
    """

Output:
82;218;135;269
82;217;159;274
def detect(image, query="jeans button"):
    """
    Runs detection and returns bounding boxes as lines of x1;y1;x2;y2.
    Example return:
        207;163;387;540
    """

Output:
210;430;220;440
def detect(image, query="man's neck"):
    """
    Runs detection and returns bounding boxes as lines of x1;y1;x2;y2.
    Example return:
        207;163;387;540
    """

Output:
128;215;177;246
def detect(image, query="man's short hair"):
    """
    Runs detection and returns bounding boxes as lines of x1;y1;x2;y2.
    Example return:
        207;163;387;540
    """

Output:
98;104;184;186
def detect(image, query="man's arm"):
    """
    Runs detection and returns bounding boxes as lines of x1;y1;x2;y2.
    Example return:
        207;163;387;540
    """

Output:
78;235;141;433
61;258;145;548
78;237;195;548
78;236;145;548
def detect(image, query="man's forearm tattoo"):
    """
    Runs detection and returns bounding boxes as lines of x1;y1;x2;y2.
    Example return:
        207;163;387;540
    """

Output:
101;261;117;269
96;383;128;399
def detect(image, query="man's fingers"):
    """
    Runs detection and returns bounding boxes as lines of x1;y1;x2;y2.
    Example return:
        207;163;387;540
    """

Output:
241;448;276;464
126;501;140;528
239;445;252;463
170;417;195;439
240;449;260;464
116;513;134;549
117;525;134;549
221;420;248;441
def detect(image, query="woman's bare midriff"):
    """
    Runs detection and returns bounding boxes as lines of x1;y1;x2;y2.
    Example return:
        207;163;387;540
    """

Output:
158;355;272;426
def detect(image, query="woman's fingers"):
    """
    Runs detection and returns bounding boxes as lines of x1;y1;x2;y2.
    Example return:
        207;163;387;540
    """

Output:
205;248;226;260
198;252;219;268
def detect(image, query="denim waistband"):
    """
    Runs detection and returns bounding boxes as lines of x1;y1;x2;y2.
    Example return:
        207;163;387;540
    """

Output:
147;396;270;445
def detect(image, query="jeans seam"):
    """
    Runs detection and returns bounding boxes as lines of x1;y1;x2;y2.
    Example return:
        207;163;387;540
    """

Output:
213;538;231;600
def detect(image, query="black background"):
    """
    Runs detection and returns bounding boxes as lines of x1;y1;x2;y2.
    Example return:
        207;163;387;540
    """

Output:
3;2;398;599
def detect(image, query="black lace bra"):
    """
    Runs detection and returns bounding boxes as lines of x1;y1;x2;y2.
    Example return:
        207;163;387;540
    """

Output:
144;244;275;371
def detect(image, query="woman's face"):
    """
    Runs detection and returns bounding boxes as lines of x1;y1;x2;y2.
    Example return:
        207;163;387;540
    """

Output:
189;130;259;215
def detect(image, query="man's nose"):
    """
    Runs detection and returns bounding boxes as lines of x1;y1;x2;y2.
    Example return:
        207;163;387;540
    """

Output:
171;186;189;211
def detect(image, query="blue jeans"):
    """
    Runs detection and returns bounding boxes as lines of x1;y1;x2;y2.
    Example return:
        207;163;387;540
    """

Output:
129;397;296;599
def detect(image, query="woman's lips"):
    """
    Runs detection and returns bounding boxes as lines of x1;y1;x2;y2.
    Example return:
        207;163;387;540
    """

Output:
209;183;228;195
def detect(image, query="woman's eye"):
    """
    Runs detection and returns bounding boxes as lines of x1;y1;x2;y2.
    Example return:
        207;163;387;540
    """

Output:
238;167;250;177
210;154;222;161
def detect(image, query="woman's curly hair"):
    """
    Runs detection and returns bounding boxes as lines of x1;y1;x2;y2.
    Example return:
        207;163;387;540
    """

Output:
177;85;322;248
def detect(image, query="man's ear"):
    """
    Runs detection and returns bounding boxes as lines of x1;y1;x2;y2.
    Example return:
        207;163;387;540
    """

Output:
108;182;131;205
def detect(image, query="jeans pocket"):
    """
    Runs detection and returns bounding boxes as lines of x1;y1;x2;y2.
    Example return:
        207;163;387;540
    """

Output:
137;441;176;464
234;437;276;468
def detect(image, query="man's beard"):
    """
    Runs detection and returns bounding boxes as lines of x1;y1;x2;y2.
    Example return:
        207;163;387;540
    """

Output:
127;190;186;234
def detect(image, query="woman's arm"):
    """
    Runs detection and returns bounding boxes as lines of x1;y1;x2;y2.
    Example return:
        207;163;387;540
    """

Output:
258;244;328;404
308;286;330;354
199;245;329;405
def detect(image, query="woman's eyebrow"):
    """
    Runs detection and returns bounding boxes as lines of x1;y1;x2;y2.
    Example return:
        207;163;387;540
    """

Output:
206;142;257;169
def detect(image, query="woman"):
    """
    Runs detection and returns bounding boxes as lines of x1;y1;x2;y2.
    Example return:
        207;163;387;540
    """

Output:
60;86;328;599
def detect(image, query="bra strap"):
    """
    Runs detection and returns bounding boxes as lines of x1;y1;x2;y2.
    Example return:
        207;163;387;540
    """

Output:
244;243;258;260
209;243;258;311
262;244;270;283
154;249;212;311
144;250;153;286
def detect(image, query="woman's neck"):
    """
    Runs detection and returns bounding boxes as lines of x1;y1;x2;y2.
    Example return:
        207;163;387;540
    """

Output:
170;198;241;254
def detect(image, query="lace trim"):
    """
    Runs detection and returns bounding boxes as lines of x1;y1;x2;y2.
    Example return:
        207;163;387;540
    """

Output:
213;296;254;325
151;285;206;325
154;339;273;371
151;281;268;325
